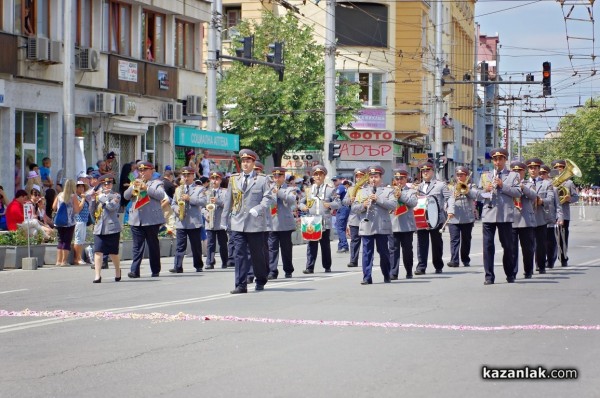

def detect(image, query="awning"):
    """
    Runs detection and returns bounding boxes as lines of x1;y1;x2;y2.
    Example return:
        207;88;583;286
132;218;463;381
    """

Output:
107;117;149;136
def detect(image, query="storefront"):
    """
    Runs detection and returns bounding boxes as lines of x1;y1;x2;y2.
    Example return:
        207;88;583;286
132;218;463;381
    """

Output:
174;126;240;175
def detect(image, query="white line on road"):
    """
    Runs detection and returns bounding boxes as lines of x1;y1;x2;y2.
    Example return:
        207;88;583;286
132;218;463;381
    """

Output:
0;289;28;295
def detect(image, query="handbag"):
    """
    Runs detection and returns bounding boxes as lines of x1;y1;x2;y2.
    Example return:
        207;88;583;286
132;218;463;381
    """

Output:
53;202;69;227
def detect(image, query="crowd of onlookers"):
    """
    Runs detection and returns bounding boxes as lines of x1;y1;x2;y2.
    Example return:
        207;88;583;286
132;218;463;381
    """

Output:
577;186;600;206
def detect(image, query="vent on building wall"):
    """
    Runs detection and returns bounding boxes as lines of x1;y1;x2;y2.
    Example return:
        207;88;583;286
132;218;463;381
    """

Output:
114;94;128;116
186;95;203;116
95;93;116;114
27;37;49;61
77;47;99;71
162;102;183;122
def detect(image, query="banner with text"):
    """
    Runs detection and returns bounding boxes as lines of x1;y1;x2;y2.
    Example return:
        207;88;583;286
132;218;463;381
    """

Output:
281;150;323;176
338;141;393;161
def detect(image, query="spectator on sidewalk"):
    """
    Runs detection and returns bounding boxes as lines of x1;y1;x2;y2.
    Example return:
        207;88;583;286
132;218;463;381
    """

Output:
6;190;29;231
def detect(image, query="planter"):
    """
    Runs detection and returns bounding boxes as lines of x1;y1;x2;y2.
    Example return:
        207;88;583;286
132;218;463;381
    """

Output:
4;246;29;269
159;238;173;257
44;245;58;265
0;247;6;271
120;240;133;261
30;245;46;267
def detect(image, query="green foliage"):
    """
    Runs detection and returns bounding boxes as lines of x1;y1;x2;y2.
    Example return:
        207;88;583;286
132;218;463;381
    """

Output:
523;98;600;185
218;12;363;164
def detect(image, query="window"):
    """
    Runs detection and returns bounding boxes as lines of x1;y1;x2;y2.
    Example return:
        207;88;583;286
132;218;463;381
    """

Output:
142;10;165;63
339;71;384;106
15;111;50;189
222;7;241;40
103;0;131;56
175;19;196;69
14;0;50;37
76;0;92;47
142;126;156;165
336;2;387;47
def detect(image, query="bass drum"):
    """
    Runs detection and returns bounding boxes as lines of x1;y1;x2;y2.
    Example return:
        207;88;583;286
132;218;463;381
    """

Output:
301;215;323;241
413;196;440;230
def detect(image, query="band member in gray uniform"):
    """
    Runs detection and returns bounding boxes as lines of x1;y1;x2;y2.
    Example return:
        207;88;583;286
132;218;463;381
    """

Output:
90;174;122;283
351;165;396;284
268;167;297;279
540;164;564;268
299;165;341;274
446;166;478;268
222;149;274;294
476;148;522;285
205;171;229;269
123;161;166;278
526;157;554;274
389;168;418;279
415;161;450;275
510;161;537;279
343;168;367;268
170;166;207;273
551;159;579;267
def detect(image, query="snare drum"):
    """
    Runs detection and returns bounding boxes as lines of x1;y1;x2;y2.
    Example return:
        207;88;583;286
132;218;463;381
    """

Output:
413;196;440;230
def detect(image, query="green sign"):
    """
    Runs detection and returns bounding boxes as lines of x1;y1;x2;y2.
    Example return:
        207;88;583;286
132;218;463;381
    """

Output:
174;126;239;151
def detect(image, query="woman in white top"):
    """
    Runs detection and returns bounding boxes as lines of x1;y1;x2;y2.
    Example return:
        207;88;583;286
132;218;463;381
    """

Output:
52;179;83;266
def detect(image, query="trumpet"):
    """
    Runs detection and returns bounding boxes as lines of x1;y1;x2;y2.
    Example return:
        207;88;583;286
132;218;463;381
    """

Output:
454;172;472;198
131;178;147;197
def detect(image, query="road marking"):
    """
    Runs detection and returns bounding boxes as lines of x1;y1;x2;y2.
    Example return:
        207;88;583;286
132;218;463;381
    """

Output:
1;309;600;331
0;289;28;295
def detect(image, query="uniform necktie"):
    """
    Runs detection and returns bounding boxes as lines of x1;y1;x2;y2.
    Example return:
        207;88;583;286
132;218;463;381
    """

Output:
242;175;249;191
424;182;430;192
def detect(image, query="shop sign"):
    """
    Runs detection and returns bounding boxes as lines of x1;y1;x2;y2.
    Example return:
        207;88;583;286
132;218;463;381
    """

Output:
351;108;386;130
158;70;169;90
345;130;393;141
175;126;239;151
118;60;138;82
339;141;393;161
281;151;322;175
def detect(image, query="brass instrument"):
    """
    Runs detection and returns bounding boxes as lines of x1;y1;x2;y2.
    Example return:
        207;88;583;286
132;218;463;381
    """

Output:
131;178;147;197
305;187;315;208
231;175;243;213
206;188;217;229
175;183;188;220
94;186;112;220
552;159;581;204
349;173;371;201
454;172;472;198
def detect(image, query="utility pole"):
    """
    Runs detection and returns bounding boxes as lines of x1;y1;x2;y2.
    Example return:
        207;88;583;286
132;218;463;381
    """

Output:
434;0;443;179
323;0;337;177
518;111;523;160
206;0;221;132
62;0;75;178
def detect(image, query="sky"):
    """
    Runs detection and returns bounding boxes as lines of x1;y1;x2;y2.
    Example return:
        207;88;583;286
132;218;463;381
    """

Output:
474;0;599;142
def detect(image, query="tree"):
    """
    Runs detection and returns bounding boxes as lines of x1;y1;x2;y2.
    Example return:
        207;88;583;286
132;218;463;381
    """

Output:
218;12;362;166
523;98;600;185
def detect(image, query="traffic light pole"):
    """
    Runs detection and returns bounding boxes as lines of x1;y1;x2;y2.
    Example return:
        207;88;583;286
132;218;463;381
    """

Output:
434;0;443;181
324;0;337;177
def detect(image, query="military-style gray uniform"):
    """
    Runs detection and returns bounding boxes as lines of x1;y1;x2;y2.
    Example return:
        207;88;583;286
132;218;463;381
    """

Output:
389;186;418;278
415;179;450;273
512;180;537;278
205;187;229;268
171;183;207;272
268;184;297;278
531;178;555;272
557;179;578;266
91;190;122;255
446;185;478;267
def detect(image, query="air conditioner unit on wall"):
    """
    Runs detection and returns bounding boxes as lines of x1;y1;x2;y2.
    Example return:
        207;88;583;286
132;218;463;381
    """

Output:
77;47;99;71
186;95;203;116
95;93;115;114
48;40;63;64
27;37;49;61
114;94;128;116
163;102;183;122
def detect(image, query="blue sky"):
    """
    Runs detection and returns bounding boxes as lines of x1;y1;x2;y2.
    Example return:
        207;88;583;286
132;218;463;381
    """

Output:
475;0;598;141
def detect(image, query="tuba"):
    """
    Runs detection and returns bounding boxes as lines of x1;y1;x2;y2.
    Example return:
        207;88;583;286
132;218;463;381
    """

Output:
206;188;216;229
552;159;582;204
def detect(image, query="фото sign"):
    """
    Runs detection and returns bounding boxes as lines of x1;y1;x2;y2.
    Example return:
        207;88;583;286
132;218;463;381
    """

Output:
338;141;393;161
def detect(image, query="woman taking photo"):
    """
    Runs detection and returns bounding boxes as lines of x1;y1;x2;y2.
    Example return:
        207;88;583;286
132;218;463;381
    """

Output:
52;179;83;266
90;174;122;283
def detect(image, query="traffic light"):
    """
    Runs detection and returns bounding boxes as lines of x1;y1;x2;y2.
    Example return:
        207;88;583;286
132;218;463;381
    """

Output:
328;135;341;161
235;36;254;66
542;61;551;96
480;62;489;83
436;152;445;169
267;42;284;81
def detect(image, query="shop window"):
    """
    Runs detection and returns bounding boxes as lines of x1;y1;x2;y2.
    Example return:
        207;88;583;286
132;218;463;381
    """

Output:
222;7;241;41
339;71;384;107
103;0;131;56
76;0;92;47
14;0;50;37
175;19;196;69
142;9;165;63
75;117;93;169
15;110;50;190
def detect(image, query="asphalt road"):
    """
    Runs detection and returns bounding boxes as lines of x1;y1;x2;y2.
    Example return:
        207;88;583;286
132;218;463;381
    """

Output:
1;206;599;398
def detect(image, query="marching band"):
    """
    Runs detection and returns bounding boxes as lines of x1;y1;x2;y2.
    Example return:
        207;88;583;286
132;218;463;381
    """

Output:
86;147;580;291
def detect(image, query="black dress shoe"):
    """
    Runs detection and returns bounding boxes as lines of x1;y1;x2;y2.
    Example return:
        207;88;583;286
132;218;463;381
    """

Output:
195;267;203;272
435;269;443;274
247;276;255;284
127;272;140;279
324;268;331;273
92;277;102;283
414;270;425;275
267;274;277;280
102;262;109;270
302;269;314;274
151;273;160;277
406;274;413;279
284;273;293;278
204;264;214;270
336;249;349;253
221;264;228;269
115;275;121;282
538;269;546;274
347;263;358;268
547;265;554;269
230;286;248;294
447;262;459;268
255;284;265;291
506;278;515;283
390;275;398;280
561;262;568;267
484;280;494;285
384;277;391;283
169;268;183;273
360;278;373;285
227;262;235;268
463;263;470;267
524;274;532;279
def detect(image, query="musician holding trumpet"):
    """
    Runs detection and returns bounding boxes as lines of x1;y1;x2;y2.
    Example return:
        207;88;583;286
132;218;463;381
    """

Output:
205;171;229;270
446;166;478;268
169;166;207;274
343;168;367;268
476;148;522;285
389;168;418;280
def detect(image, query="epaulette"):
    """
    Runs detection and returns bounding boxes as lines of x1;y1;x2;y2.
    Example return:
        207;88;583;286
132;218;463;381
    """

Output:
231;173;240;177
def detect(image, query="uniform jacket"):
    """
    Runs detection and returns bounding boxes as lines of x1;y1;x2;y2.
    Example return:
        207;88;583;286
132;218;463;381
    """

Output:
559;179;578;220
532;178;555;227
546;185;564;226
299;183;341;230
351;186;396;235
171;183;207;229
416;178;450;225
476;168;522;223
222;172;275;233
513;180;537;228
123;178;166;226
91;191;122;235
343;183;367;227
204;187;227;231
271;184;297;232
447;185;478;224
390;186;419;232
